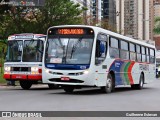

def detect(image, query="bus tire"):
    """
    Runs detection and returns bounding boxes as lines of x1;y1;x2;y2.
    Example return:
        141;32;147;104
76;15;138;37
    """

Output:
63;86;74;93
48;84;59;89
131;74;144;90
101;73;114;93
19;81;32;90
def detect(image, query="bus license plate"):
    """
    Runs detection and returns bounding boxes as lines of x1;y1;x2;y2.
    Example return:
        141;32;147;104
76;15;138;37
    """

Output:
16;75;22;78
61;77;70;81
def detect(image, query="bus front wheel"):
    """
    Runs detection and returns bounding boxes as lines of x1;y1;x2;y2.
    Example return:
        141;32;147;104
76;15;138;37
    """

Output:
63;86;74;93
48;84;59;89
19;81;32;90
101;73;114;93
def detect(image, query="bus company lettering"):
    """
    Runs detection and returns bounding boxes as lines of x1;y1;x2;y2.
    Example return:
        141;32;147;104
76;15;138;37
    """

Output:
115;62;120;68
139;64;149;71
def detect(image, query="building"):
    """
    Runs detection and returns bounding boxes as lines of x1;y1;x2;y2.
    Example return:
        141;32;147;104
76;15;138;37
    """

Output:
92;0;116;28
116;0;154;41
153;0;160;50
154;1;160;17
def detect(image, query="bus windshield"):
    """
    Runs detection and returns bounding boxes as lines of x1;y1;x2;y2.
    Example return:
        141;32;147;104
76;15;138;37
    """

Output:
23;40;44;62
6;40;23;62
45;37;93;64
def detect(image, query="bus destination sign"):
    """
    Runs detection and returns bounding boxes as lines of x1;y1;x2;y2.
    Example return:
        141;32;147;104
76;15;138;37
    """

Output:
58;29;84;35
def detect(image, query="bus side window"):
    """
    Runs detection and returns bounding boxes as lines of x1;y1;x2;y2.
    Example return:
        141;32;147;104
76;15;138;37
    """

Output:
129;43;136;61
146;48;150;63
120;40;129;60
141;46;146;62
95;34;107;65
136;44;142;62
150;48;155;63
109;37;119;58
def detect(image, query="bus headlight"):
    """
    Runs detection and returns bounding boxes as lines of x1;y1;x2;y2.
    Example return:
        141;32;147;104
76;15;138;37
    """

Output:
31;67;39;72
83;70;89;74
4;66;11;72
31;67;39;74
45;69;49;73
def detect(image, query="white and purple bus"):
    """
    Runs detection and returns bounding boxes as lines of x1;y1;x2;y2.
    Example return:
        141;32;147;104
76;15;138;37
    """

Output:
42;25;156;93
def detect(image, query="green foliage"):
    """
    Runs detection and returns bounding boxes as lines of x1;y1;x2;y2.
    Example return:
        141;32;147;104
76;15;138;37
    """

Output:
40;0;83;29
0;43;5;84
154;17;160;34
0;0;85;40
0;65;6;84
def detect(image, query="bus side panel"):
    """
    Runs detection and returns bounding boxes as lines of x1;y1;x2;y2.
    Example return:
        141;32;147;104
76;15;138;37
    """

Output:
109;60;143;86
130;63;141;84
145;64;156;83
109;59;124;86
132;63;155;84
110;62;155;85
94;59;114;87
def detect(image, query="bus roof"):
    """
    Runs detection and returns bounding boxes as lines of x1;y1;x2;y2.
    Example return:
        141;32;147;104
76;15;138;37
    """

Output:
48;25;155;49
8;33;46;40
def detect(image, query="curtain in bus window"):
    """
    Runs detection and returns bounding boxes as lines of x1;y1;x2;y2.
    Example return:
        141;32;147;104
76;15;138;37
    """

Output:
146;48;150;63
136;45;141;62
110;48;119;58
150;49;155;63
141;46;146;62
120;41;129;60
142;54;146;62
120;50;129;60
137;53;142;62
129;43;136;61
147;56;150;63
130;52;136;61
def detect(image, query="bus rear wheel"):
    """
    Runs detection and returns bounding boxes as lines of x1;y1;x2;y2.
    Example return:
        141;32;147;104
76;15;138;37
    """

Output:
101;73;114;93
131;74;144;90
19;81;32;90
63;86;74;93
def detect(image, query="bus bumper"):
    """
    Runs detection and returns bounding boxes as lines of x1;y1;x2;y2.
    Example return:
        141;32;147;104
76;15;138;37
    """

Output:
42;70;96;86
3;74;42;81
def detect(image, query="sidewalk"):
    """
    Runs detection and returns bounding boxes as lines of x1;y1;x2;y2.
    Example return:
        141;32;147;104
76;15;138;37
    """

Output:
0;83;48;89
0;83;19;89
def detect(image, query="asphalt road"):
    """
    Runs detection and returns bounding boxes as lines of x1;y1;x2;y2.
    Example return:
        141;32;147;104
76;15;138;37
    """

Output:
0;79;160;112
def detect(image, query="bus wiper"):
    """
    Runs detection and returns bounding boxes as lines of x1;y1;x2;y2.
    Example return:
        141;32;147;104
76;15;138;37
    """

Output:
62;45;67;63
36;39;43;54
56;37;67;63
70;37;83;59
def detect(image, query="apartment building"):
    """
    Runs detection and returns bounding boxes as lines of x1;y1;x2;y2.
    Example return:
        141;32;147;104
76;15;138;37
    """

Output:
71;0;92;24
116;0;154;41
92;0;116;27
154;0;160;17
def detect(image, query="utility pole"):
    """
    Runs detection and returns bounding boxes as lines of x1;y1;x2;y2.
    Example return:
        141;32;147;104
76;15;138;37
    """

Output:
83;0;87;24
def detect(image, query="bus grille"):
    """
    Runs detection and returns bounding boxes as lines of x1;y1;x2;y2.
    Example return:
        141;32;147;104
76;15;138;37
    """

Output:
11;67;31;72
49;78;84;83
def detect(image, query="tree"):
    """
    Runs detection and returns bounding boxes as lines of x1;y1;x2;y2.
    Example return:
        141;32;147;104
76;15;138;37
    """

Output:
0;0;11;41
153;17;160;34
0;0;85;40
87;17;117;32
